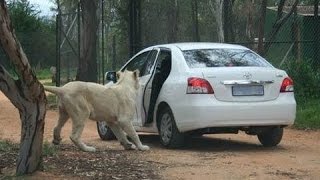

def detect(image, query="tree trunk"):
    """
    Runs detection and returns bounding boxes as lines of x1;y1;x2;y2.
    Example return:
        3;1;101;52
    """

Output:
258;0;267;55
191;0;200;42
76;0;98;82
167;0;179;43
246;0;254;41
209;0;224;42
292;5;301;62
222;0;234;42
0;0;46;174
128;0;142;57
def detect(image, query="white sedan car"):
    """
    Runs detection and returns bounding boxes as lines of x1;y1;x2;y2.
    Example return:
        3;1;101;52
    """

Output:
97;42;296;148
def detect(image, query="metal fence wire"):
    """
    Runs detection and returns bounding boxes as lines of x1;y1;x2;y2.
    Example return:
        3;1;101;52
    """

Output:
56;1;320;86
56;3;80;86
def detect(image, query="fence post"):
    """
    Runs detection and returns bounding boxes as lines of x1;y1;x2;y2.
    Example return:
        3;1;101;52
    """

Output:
112;35;116;70
56;14;61;87
314;1;320;68
101;0;105;84
77;2;81;77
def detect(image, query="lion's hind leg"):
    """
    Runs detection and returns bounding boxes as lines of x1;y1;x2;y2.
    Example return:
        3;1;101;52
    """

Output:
69;115;96;152
52;106;69;145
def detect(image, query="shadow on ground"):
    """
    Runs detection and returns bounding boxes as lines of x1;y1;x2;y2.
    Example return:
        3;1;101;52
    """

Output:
137;134;286;153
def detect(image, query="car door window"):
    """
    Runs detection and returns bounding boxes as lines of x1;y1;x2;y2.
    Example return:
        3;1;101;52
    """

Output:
123;51;150;76
143;50;158;75
123;50;158;77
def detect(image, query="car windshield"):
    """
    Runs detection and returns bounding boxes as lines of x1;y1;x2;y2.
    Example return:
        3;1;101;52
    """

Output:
183;49;272;68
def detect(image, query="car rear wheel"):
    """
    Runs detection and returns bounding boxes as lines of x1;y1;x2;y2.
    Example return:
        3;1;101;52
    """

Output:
257;127;283;147
97;121;116;140
159;106;185;148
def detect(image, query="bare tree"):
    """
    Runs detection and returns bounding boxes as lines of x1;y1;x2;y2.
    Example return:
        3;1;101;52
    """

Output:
0;0;46;174
76;0;99;82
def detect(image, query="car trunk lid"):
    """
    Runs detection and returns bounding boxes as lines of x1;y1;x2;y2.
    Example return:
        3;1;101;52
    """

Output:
198;67;286;102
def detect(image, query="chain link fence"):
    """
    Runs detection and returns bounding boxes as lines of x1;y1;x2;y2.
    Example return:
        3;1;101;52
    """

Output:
261;6;319;68
56;1;319;89
56;4;80;86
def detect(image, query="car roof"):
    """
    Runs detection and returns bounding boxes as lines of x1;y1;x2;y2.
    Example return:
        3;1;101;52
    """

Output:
150;42;249;51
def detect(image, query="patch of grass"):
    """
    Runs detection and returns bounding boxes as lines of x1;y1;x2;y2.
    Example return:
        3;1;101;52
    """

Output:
0;140;15;152
43;141;58;157
35;68;52;80
43;81;55;86
46;94;57;110
294;99;320;130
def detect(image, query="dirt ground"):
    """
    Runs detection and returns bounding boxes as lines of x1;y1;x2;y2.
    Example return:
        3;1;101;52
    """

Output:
1;91;320;180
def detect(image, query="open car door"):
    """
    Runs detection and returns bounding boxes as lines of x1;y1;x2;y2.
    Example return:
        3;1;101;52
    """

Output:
125;49;159;126
142;49;172;125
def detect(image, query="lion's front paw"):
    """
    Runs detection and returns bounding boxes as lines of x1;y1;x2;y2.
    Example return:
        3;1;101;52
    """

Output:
138;145;150;151
83;146;96;152
122;142;136;150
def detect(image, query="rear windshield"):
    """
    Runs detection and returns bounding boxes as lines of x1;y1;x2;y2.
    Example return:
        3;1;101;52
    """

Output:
183;49;272;68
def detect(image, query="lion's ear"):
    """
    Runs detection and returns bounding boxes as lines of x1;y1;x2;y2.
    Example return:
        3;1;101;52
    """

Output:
116;71;122;80
133;69;140;79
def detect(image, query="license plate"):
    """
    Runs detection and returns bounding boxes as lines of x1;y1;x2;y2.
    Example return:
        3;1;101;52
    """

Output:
232;85;264;96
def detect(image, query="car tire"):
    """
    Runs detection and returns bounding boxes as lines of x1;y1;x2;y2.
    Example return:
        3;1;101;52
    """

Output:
257;127;283;147
158;106;185;148
97;121;116;140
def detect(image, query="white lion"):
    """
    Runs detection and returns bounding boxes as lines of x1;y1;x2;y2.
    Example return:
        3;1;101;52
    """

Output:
44;70;149;152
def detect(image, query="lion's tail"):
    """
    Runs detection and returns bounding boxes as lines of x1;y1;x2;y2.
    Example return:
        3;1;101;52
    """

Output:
43;86;64;96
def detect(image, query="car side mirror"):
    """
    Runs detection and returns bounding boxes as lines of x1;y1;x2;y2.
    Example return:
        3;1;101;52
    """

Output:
105;71;117;83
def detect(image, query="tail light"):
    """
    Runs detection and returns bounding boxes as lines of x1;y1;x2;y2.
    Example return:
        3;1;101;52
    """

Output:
280;77;294;92
187;77;214;94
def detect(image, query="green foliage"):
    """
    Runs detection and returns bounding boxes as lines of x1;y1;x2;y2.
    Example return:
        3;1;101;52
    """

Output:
3;0;56;70
43;141;58;157
7;0;41;32
282;59;320;102
282;59;320;129
295;99;320;129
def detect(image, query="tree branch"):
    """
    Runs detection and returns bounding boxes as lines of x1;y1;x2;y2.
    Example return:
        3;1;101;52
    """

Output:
0;0;43;101
274;0;299;28
277;0;286;19
0;65;24;110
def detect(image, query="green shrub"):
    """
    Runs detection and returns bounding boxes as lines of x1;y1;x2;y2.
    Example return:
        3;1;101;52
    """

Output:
282;59;320;102
282;60;320;129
